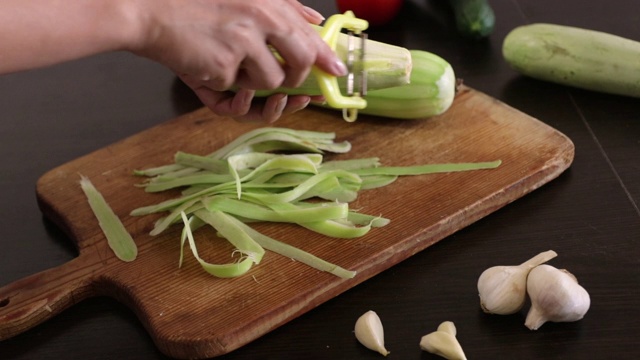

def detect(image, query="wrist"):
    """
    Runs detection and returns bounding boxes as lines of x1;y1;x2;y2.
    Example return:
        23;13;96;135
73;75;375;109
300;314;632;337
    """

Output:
109;0;149;53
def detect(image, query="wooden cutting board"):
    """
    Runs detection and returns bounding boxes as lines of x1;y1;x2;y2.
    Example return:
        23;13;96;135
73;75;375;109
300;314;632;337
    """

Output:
0;86;574;359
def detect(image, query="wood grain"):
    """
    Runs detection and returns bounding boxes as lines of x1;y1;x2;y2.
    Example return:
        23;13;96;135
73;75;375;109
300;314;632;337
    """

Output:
0;86;574;359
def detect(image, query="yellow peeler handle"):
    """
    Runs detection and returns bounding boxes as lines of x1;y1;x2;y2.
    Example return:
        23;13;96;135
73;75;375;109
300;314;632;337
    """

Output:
313;11;368;122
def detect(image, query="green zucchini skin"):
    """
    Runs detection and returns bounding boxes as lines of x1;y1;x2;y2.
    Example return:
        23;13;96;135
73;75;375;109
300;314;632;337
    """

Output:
449;0;495;39
503;23;640;98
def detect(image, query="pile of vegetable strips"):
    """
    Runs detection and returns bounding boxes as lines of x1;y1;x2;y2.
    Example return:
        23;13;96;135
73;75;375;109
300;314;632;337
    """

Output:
129;127;501;279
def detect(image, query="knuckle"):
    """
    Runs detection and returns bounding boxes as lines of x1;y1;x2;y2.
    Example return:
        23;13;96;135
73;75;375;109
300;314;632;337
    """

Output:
284;70;309;88
209;58;239;90
262;72;285;90
289;48;315;69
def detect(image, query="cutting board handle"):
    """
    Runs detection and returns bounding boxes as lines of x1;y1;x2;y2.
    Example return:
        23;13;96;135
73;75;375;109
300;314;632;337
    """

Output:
0;253;98;340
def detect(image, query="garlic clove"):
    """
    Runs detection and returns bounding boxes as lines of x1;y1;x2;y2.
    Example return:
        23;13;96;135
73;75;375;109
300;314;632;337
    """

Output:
436;321;457;336
477;250;558;315
477;265;529;314
525;264;591;330
354;310;390;356
419;321;466;360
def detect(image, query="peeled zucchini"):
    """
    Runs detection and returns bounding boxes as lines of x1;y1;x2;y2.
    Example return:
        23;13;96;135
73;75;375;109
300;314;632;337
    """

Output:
261;49;456;120
503;23;640;98
350;50;457;119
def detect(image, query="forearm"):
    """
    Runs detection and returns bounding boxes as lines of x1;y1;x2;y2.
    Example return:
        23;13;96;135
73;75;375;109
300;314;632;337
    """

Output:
0;0;344;124
0;0;140;74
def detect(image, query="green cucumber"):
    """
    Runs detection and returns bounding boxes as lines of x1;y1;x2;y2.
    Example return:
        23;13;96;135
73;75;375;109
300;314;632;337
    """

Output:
503;23;640;98
448;0;495;39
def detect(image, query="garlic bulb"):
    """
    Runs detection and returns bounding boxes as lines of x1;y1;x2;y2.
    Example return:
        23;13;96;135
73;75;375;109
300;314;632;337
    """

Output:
354;310;390;356
477;250;557;315
525;264;591;330
419;321;466;360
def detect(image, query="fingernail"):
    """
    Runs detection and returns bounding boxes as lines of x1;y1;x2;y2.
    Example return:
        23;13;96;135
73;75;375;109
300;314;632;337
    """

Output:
275;95;288;117
291;97;311;113
332;59;348;77
241;89;255;106
303;6;325;22
309;95;325;104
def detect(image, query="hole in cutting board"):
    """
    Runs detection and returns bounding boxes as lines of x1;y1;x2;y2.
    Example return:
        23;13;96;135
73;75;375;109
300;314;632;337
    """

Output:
0;297;9;307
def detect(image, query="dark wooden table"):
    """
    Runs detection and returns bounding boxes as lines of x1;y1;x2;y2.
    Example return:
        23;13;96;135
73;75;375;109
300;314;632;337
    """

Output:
1;0;638;359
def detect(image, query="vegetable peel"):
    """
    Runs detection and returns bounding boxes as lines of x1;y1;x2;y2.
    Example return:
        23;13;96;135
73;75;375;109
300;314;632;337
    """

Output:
130;127;501;279
79;175;137;262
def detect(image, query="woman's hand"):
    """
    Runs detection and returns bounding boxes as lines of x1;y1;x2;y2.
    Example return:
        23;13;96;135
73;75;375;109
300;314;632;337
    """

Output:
183;87;326;124
132;0;345;122
0;0;340;123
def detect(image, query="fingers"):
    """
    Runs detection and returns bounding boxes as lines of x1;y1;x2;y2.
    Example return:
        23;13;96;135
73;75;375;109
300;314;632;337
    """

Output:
265;2;347;88
283;95;312;115
182;75;311;123
176;2;345;93
234;94;312;124
186;85;252;119
211;1;345;90
234;45;286;90
266;26;330;88
285;0;325;25
249;93;289;124
300;6;326;25
170;1;342;122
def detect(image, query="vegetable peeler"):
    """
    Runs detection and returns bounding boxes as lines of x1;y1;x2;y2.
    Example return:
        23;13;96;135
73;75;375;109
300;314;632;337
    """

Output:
313;11;369;122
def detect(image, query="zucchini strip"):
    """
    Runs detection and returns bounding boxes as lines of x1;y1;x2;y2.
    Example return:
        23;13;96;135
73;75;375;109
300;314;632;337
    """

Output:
80;175;137;262
180;212;257;278
194;210;265;264
221;213;356;279
203;196;349;224
352;161;502;176
130;128;502;279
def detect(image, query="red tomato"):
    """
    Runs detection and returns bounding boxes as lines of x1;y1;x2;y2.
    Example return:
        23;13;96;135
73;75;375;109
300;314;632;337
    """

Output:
336;0;404;26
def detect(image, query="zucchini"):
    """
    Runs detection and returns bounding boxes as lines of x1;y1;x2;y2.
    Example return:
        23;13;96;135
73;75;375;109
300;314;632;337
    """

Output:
448;0;495;39
503;23;640;98
259;47;456;120
347;50;457;119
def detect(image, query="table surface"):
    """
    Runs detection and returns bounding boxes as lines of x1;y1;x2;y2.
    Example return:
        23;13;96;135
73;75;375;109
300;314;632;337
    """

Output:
1;0;638;359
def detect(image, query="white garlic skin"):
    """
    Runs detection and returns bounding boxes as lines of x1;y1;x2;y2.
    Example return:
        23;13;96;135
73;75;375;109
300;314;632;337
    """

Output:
477;250;558;315
525;264;591;330
354;310;390;356
477;265;528;315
